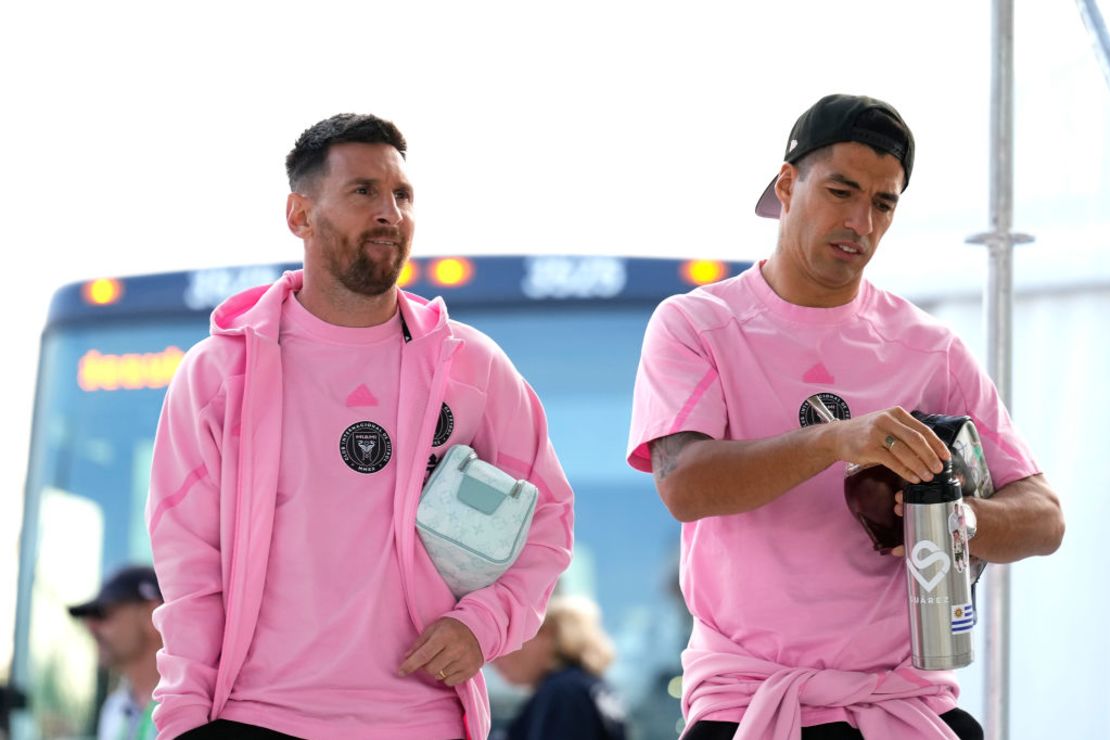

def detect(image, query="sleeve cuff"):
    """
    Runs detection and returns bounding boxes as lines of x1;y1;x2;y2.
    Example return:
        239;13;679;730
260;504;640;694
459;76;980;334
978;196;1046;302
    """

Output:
444;606;499;662
154;704;212;739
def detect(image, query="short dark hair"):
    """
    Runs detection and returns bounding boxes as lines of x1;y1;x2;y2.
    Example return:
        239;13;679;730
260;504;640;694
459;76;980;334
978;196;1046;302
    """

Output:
285;113;407;191
793;131;907;185
793;146;833;182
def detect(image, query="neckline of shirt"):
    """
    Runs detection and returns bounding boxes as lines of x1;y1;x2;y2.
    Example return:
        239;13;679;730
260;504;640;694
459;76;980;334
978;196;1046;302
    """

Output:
282;292;402;345
747;260;872;326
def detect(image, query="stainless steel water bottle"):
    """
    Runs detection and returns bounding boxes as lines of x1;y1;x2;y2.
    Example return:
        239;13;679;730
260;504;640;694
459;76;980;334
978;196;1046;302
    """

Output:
903;460;975;670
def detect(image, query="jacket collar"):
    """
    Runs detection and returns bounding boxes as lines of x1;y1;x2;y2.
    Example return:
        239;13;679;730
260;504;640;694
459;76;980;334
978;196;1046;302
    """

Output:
209;268;450;342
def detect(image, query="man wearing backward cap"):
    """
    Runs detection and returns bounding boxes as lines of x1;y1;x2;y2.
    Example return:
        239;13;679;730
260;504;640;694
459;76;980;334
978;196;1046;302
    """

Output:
627;94;1064;739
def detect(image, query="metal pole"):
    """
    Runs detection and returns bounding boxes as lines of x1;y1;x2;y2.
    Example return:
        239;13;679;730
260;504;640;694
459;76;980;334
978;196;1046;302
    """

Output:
1076;0;1110;91
965;1;1032;738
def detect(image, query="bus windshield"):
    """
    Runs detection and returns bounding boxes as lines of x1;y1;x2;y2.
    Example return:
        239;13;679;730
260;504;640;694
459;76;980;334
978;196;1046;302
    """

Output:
15;319;207;734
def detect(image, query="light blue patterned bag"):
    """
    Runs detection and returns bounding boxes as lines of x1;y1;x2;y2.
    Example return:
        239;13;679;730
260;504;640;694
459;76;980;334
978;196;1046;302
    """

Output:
417;445;538;597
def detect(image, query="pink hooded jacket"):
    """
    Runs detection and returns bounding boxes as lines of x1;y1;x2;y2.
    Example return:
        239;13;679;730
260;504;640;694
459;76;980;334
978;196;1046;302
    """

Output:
146;270;574;738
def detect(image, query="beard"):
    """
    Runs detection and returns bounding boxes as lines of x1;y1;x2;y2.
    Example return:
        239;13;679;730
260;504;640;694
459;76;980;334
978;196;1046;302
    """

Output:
317;216;410;297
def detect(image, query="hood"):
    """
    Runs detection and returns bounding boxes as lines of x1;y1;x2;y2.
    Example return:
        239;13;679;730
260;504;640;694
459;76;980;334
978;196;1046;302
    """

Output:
209;269;450;342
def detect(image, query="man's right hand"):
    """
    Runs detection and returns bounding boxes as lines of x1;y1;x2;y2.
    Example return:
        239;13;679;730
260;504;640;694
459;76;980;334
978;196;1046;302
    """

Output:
828;406;949;484
650;406;950;522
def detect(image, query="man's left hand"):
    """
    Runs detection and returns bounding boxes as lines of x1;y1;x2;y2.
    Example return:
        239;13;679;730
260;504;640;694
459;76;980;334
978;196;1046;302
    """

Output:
398;617;483;687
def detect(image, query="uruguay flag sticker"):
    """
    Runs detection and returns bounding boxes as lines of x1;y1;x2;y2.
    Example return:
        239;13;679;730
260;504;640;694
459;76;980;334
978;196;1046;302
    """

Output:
951;602;975;634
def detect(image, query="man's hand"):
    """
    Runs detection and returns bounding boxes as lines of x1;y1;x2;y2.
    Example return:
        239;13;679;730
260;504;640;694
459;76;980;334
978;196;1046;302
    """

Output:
648;406;952;522
398;617;483;687
831;407;950;484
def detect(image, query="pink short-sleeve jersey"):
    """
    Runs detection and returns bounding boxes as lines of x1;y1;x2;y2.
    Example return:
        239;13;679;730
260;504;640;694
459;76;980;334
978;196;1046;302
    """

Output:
627;263;1039;728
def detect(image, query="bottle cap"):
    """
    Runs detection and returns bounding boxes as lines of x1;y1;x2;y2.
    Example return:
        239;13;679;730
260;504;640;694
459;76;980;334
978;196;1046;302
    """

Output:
903;460;963;505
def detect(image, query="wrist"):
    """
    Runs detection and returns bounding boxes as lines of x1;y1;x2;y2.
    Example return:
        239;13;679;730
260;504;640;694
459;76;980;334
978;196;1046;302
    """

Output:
445;608;495;661
808;422;843;467
962;497;979;541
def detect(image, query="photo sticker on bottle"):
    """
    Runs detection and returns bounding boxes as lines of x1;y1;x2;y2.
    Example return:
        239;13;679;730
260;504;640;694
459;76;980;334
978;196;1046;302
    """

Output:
948;506;969;574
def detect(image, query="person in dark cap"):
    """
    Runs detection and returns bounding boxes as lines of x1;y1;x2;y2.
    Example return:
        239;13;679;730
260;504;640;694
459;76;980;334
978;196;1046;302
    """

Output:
69;564;163;740
626;94;1064;739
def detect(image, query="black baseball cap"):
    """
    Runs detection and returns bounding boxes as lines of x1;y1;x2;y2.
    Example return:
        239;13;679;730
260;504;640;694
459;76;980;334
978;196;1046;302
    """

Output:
754;93;915;219
68;565;162;619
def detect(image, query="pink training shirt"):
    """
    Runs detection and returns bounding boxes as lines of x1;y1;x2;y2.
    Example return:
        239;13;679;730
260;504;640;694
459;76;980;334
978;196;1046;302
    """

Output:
221;295;463;738
627;263;1039;733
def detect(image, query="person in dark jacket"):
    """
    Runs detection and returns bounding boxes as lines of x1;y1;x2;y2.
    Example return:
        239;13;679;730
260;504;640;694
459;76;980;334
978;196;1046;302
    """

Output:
493;596;627;740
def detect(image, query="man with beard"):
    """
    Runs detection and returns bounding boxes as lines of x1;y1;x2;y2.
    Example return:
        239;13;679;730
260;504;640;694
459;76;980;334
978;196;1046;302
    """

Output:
69;565;163;740
626;94;1063;738
146;114;574;739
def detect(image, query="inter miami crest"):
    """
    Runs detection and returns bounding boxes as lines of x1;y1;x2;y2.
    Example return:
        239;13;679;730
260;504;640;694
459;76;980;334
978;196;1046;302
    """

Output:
339;421;393;474
798;392;851;427
432;403;455;447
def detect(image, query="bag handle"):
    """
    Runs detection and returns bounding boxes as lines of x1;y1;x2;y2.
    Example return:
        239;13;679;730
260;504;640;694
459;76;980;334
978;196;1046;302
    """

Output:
456;448;526;499
458;450;479;471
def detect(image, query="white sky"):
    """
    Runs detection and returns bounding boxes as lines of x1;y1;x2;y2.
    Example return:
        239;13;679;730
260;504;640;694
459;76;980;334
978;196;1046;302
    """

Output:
0;0;1107;673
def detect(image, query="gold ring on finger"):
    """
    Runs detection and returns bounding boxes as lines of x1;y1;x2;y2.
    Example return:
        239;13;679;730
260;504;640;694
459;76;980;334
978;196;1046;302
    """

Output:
884;434;897;451
437;669;447;680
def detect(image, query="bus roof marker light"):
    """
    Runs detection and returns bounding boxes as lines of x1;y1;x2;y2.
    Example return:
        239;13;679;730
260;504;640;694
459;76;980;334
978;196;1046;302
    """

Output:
82;278;124;305
397;259;420;288
430;257;474;287
682;260;728;286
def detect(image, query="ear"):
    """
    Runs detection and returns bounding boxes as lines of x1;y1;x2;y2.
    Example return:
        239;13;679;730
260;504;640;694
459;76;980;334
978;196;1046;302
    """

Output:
774;162;797;215
286;192;312;238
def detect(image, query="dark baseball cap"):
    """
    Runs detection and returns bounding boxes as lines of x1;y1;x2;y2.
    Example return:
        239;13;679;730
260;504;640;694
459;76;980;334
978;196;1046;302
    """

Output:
68;565;162;619
754;93;915;219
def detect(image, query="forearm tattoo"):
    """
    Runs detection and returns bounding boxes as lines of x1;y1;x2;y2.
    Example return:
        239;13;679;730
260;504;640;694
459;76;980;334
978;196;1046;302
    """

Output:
651;431;711;481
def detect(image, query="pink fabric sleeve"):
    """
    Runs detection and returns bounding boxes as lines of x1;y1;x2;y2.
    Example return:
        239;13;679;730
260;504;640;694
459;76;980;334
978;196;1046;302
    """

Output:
682;618;959;739
145;351;228;737
627;297;729;472
945;335;1040;489
445;351;574;662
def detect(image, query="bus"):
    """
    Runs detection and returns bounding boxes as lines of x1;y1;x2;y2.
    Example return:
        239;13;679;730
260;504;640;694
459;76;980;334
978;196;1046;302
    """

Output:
5;254;750;739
